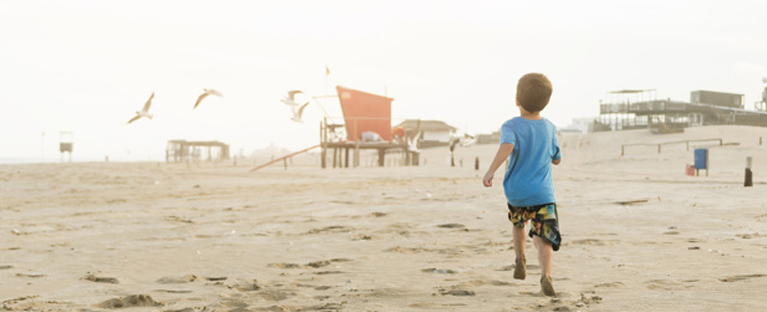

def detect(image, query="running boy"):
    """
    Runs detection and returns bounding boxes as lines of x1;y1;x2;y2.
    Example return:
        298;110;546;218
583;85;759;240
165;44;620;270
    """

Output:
482;73;561;296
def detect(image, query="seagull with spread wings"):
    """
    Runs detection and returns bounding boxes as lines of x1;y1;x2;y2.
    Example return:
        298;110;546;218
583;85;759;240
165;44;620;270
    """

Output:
194;88;223;109
291;101;310;123
408;131;422;153
127;92;155;124
281;90;304;106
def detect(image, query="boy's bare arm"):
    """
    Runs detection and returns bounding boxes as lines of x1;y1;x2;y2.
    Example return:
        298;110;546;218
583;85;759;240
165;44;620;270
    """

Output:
482;143;514;187
552;158;561;165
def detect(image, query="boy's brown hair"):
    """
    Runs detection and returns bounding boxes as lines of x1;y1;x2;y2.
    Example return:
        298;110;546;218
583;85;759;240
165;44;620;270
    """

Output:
516;73;553;113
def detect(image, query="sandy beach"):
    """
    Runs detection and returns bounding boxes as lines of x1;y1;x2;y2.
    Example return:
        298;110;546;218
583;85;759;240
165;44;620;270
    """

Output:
2;125;767;311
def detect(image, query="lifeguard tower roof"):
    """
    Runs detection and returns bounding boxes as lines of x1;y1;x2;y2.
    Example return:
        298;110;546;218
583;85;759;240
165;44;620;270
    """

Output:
336;86;394;141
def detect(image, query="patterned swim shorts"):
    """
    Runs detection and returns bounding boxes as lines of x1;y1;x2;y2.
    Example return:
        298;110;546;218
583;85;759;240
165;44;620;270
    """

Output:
507;203;561;251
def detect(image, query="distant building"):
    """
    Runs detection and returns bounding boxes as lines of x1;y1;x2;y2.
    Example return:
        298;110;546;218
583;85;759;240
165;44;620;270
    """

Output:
166;140;230;163
562;117;597;133
690;90;744;108
597;89;767;131
475;131;500;145
394;119;457;147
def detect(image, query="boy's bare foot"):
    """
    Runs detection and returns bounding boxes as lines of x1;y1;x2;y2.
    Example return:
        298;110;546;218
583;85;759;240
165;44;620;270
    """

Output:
541;275;556;296
513;256;526;280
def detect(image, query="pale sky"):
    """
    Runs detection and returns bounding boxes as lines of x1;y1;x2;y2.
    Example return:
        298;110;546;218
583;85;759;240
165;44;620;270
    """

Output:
2;1;766;162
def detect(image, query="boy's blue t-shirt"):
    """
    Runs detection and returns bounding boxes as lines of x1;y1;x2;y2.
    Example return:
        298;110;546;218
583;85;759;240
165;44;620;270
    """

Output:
500;117;561;207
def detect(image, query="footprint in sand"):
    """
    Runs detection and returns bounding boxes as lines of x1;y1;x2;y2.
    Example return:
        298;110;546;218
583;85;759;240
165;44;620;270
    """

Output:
566;238;607;246
435;280;514;297
268;263;302;269
735;233;763;239
454;280;512;287
97;294;161;309
156;274;198;284
593;281;625;288
15;272;45;278
409;303;468;308
718;274;767;282
289;303;344;311
644;279;682;290
228;280;261;292
269;258;353;270
352;234;373;241
437;223;465;229
384;246;433;254
437;288;475;297
304;226;353;235
153;289;193;294
496;264;540;271
84;273;119;284
220;298;249;308
313;271;344;275
258;290;296;301
421;268;457;274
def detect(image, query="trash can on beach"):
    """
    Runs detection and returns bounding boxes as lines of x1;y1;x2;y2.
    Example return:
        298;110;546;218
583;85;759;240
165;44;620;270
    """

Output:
694;148;708;176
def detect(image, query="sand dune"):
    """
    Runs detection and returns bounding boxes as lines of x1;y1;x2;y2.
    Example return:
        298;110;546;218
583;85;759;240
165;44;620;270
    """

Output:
1;125;766;311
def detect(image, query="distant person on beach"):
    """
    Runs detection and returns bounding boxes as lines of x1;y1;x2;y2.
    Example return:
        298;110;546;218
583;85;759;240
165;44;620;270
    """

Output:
482;73;562;296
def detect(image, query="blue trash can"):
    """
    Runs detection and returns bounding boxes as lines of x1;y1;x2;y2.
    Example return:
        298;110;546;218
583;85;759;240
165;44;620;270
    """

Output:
694;148;708;176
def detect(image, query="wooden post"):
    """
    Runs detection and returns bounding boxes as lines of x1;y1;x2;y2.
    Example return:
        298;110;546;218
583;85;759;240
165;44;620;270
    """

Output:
378;148;385;167
414;119;421;167
353;118;359;168
356;147;361;168
332;148;338;168
321;147;327;169
745;156;753;187
474;156;479;170
345;147;350;168
405;149;411;166
320;119;326;169
283;158;288;170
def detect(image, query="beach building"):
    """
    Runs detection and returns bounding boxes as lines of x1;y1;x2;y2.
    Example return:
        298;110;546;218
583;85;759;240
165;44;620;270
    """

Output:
562;117;596;133
596;89;767;132
166;140;230;163
475;131;500;145
394;119;457;147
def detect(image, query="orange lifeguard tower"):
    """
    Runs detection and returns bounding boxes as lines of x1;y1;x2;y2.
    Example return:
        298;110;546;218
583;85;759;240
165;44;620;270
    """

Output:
319;86;418;168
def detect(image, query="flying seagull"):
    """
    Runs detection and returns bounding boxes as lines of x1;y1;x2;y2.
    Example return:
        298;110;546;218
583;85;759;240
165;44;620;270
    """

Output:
194;88;223;109
127;92;154;124
291;101;310;123
281;90;304;106
408;131;421;153
460;134;476;147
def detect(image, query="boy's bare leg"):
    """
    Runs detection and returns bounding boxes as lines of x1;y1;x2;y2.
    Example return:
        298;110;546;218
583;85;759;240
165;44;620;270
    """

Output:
533;235;555;296
512;224;526;280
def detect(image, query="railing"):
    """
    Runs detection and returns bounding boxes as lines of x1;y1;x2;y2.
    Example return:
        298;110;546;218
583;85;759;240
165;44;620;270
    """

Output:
621;138;723;156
